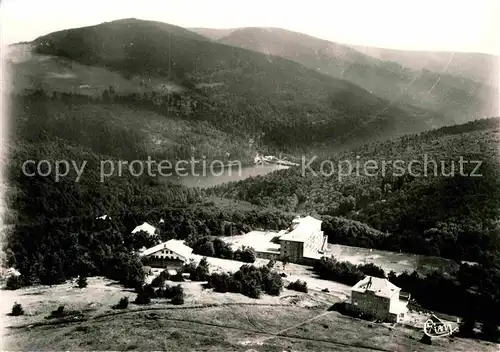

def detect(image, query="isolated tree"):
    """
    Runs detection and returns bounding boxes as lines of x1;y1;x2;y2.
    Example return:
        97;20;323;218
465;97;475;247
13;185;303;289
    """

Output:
281;256;290;270
267;259;276;269
265;272;283;296
194;257;210;281
213;237;234;259
244;281;261;299
120;256;146;289
287;279;308;293
115;296;129;309
234;246;256;263
199;241;215;257
5;275;23;290
151;271;168;287
358;263;386;278
77;275;88;288
51;305;65;318
134;292;151;305
11;302;24;316
171;285;185;305
102;89;110;101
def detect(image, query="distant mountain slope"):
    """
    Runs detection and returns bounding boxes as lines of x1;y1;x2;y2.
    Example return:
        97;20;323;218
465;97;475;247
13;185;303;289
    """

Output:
193;26;497;125
189;27;237;40
350;45;499;87
29;18;440;150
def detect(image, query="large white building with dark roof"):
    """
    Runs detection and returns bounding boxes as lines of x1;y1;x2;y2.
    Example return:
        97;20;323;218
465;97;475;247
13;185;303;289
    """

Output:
223;215;328;265
278;216;328;264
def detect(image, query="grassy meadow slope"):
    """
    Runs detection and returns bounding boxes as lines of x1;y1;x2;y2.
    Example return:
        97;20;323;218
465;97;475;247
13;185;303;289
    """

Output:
5;43;185;96
28;18;442;150
4;277;499;351
205;27;498;125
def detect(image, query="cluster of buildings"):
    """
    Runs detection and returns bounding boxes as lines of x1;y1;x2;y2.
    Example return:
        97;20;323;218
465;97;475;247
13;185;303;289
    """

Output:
128;216;408;323
253;153;299;166
133;215;330;269
254;216;409;322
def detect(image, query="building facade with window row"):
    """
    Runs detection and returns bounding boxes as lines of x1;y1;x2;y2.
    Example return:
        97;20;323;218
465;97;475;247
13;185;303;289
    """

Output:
351;276;409;323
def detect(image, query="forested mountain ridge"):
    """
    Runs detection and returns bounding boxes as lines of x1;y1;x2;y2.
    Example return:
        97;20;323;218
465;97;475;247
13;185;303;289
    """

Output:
191;26;498;126
28;18;443;151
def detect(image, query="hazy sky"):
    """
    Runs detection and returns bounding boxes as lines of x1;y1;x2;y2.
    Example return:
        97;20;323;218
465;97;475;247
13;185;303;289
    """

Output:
1;0;499;55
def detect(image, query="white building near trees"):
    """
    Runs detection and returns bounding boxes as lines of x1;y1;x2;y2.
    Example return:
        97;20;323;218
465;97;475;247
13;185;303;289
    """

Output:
132;222;158;236
351;276;409;323
139;240;193;269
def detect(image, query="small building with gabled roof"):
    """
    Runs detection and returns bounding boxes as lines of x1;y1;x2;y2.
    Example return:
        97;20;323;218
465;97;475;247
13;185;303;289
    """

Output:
132;222;158;237
351;276;408;322
96;214;110;220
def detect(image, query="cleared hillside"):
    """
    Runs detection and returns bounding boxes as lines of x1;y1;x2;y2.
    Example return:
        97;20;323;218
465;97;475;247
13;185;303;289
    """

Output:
4;278;498;352
5;43;185;96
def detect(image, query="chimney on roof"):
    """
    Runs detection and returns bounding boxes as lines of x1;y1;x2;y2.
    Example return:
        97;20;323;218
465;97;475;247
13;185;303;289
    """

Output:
366;277;372;289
